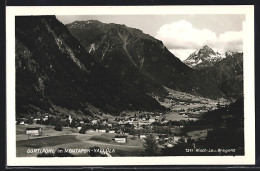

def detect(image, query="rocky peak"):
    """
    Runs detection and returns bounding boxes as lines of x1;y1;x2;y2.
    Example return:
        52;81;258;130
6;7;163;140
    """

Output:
184;45;224;69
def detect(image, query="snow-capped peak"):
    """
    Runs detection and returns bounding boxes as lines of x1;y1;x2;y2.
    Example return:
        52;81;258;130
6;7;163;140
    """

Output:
184;45;226;69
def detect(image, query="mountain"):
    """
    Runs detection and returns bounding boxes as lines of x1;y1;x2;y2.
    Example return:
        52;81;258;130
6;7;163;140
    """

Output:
66;20;223;98
184;45;225;69
198;52;243;98
15;16;166;117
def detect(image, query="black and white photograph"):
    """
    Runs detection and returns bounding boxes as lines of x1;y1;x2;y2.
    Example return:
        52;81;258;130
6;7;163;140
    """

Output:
6;5;255;166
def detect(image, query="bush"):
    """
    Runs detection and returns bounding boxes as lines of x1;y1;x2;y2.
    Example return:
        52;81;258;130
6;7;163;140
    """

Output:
79;125;87;134
143;134;160;156
54;123;62;131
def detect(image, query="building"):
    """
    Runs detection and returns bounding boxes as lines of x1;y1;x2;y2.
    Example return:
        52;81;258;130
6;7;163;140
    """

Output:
91;120;98;125
33;118;41;124
140;135;146;139
173;136;181;142
99;129;106;133
26;127;42;136
68;115;72;124
114;135;127;143
138;122;150;126
167;144;174;147
148;118;155;123
109;130;115;133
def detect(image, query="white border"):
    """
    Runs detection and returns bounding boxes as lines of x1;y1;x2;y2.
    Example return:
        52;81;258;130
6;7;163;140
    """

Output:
6;5;255;166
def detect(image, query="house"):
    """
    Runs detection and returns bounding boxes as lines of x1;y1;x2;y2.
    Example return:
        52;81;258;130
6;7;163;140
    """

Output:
109;130;115;133
140;135;146;139
33;118;41;124
173;136;181;142
167;144;174;147
114;135;127;143
99;129;106;133
162;120;169;123
26;127;42;136
148;118;155;123
87;129;95;133
92;120;98;125
43;117;48;122
138;122;150;126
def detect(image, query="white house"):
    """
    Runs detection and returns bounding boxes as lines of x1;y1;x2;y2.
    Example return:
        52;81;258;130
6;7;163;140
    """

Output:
173;136;181;142
114;135;127;143
92;120;98;125
148;118;155;123
140;135;146;139
26;127;42;136
87;129;95;133
167;144;174;147
109;130;115;133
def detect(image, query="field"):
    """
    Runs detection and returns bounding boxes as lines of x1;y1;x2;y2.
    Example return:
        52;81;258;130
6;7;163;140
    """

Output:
16;125;144;157
16;124;78;141
187;129;208;140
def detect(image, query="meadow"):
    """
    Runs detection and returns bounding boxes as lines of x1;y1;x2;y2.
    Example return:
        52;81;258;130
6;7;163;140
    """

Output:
16;125;144;157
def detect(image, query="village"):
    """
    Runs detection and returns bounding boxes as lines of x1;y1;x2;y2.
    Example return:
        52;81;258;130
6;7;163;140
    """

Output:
16;89;231;157
16;90;233;156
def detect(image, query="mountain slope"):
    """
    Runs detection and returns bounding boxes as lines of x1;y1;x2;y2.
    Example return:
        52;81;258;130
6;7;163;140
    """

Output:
66;20;223;98
16;16;165;117
198;52;243;98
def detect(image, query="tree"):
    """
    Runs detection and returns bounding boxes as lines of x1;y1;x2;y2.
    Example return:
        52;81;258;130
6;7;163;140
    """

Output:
143;134;160;156
79;125;87;134
54;122;62;131
28;117;34;124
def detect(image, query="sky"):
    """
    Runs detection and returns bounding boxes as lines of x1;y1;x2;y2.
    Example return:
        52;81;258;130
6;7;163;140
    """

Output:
57;15;245;61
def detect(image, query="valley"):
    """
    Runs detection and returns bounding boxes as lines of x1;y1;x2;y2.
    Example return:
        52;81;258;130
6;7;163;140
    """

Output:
15;16;244;157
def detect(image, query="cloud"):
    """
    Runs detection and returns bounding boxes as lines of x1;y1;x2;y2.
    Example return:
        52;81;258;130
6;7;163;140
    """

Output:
156;20;243;60
207;31;243;53
156;20;217;50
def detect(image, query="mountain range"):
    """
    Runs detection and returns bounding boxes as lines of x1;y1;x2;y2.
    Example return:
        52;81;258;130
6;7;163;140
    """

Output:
184;45;242;70
15;16;243;117
183;45;243;98
15;16;165;117
66;20;223;98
